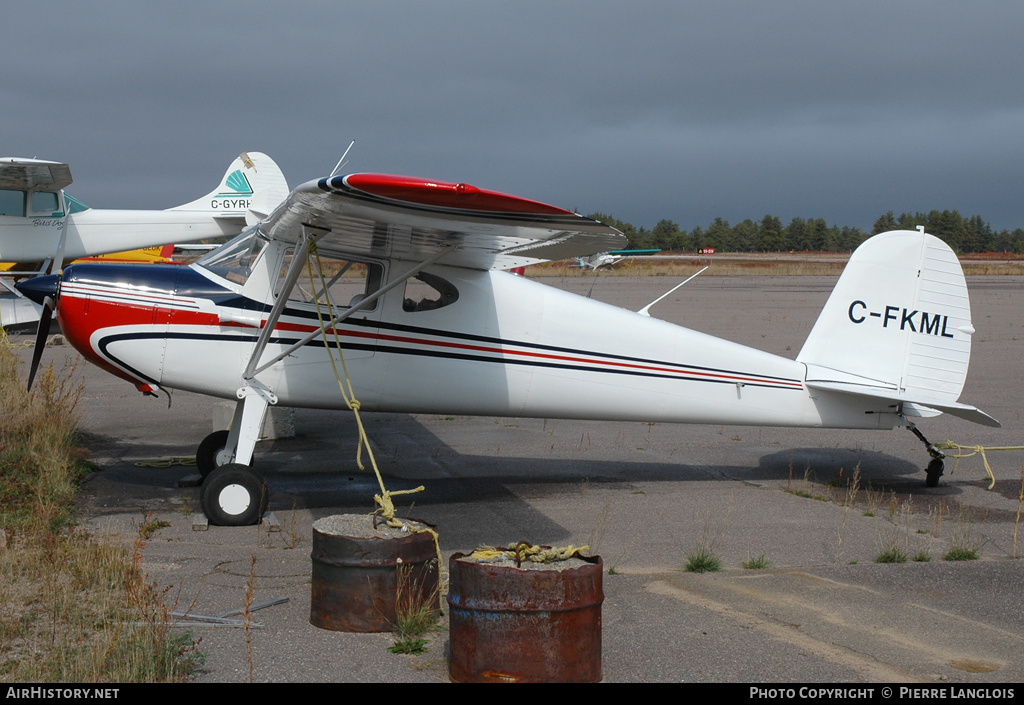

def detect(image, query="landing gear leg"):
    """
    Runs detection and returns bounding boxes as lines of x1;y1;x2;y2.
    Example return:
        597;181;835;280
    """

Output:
907;423;945;488
198;385;274;526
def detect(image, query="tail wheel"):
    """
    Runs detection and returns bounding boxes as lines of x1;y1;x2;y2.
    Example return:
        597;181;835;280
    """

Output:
200;464;269;526
925;458;944;488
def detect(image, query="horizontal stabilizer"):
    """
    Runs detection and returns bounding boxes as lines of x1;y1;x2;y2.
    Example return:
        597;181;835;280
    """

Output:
806;379;1000;428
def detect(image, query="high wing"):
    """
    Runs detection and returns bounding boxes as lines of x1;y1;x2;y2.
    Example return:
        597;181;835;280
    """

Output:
258;173;625;270
0;158;73;192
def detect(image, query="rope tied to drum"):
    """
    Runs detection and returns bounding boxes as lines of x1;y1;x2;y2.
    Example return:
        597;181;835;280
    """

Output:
466;542;590;566
935;441;1024;490
305;247;442;565
134;457;196;468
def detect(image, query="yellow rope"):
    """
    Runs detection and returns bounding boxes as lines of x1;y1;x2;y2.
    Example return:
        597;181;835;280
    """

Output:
936;441;1024;490
304;247;441;565
134;457;196;468
0;331;66;349
466;542;590;565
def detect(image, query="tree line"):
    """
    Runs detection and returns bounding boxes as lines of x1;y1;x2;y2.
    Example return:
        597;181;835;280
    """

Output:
588;209;1024;254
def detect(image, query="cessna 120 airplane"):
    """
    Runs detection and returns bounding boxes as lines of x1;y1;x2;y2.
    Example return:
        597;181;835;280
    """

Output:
16;172;999;526
0;152;288;331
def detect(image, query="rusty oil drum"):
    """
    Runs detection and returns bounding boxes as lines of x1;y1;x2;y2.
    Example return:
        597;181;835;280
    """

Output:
447;552;603;682
309;518;439;632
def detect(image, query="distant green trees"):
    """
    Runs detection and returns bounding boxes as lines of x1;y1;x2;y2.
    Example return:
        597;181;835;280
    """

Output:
589;209;1024;254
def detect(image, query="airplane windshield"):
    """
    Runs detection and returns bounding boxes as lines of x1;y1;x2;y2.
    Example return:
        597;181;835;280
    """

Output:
195;227;268;285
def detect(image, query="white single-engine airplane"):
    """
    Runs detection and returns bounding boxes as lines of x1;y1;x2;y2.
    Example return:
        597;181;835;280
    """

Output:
574;248;661;270
16;172;999;526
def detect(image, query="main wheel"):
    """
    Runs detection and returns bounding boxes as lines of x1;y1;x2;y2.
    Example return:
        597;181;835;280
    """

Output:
196;430;232;478
200;464;269;526
925;458;944;488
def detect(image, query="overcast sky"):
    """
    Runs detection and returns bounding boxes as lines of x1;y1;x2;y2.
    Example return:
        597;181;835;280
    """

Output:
5;1;1023;231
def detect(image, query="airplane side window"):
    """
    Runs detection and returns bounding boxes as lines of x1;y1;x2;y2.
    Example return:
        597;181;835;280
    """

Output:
29;191;62;217
64;193;90;213
280;252;381;311
402;271;459;312
0;190;26;217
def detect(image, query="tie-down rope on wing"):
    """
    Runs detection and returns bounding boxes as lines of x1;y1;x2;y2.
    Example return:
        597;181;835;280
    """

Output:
305;244;442;565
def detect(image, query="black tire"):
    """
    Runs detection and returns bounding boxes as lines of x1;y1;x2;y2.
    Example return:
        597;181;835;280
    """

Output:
196;430;231;478
925;458;944;488
200;464;269;526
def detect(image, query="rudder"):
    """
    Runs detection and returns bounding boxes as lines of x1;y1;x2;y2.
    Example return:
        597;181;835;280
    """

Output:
798;229;979;415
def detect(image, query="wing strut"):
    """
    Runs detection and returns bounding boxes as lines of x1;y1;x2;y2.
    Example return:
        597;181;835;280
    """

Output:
243;243;457;381
241;224;330;381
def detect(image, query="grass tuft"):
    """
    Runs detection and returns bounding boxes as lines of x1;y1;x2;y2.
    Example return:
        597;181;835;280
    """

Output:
684;548;722;574
388;636;428;655
388;561;441;655
944;509;984;562
875;547;908;564
741;553;770;570
943;546;979;562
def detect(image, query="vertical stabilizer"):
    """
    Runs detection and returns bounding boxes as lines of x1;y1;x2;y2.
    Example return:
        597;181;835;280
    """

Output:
798;229;974;407
170;152;288;221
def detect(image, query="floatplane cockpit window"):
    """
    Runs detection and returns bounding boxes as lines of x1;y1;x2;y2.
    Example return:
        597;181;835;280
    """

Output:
0;190;26;217
0;190;65;217
29;191;62;217
195;227;268;285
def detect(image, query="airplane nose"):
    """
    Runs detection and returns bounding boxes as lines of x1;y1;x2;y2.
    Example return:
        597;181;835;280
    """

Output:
54;263;181;396
14;274;60;306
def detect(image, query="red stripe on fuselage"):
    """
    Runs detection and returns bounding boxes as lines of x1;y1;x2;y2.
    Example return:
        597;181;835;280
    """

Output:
271;320;801;389
62;291;800;391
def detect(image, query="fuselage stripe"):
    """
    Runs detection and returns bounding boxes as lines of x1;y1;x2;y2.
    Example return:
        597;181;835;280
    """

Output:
63;284;804;392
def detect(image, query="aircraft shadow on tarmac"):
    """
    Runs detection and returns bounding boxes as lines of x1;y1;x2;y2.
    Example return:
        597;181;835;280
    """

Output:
753;447;926;490
78;409;935;545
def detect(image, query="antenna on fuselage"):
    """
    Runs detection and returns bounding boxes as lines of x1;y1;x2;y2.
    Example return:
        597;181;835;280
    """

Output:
330;141;356;179
637;266;708;317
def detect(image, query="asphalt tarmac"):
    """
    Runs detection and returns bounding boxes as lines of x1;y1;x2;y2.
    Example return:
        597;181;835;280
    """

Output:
10;273;1024;684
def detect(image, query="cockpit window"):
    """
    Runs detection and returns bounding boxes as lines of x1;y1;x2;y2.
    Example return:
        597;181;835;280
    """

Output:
403;271;459;312
278;250;383;311
0;189;25;217
195;227;268;285
29;191;62;217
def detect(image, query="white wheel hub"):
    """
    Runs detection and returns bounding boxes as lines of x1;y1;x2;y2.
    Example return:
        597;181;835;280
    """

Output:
218;483;251;515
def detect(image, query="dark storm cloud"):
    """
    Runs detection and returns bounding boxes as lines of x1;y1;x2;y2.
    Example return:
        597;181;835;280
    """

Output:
4;1;1023;230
